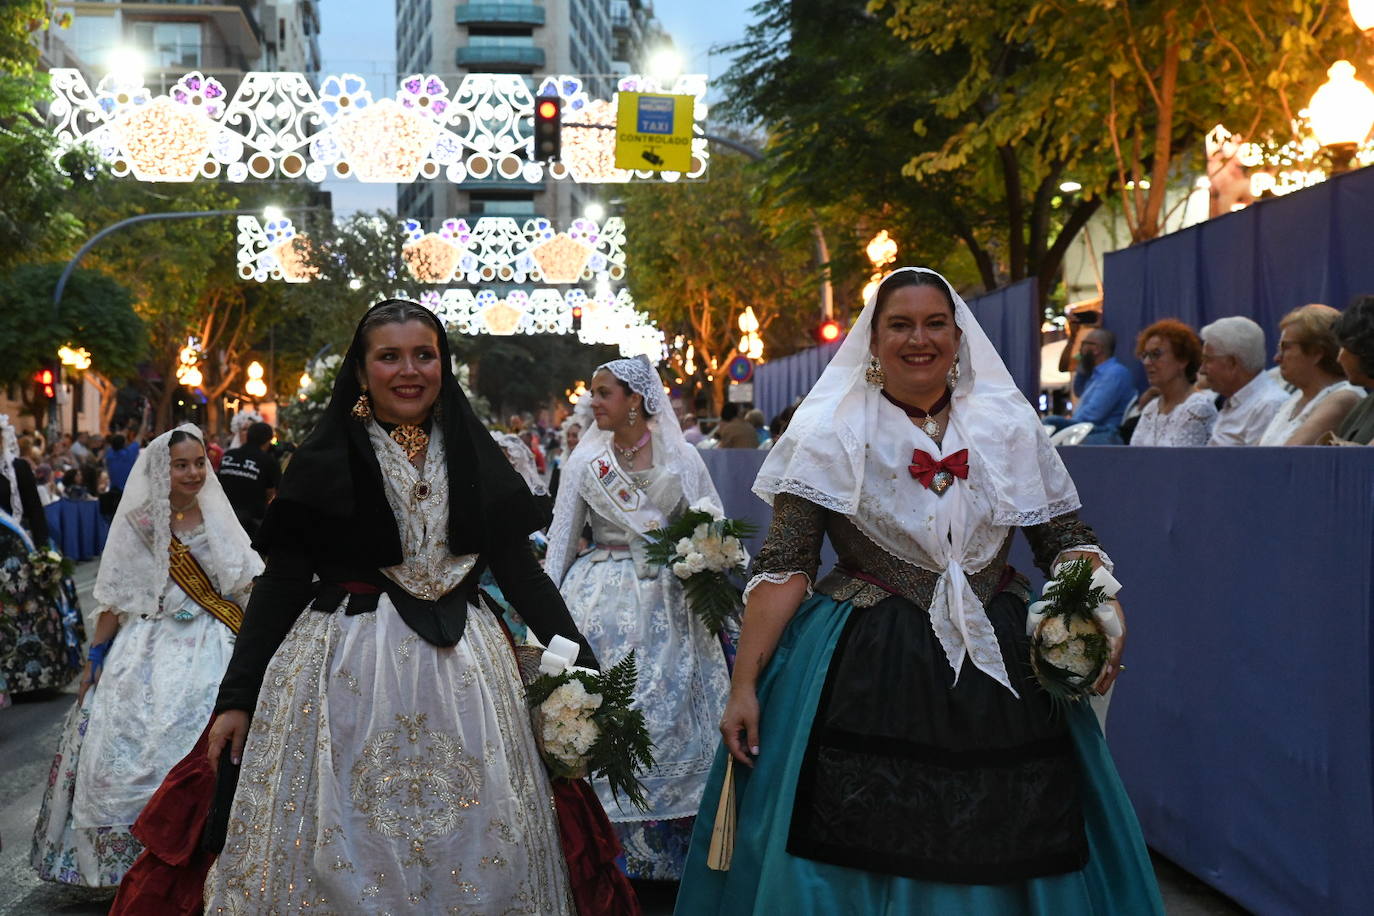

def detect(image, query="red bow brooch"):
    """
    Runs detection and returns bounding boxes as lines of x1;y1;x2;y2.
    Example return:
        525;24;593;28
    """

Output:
909;448;969;496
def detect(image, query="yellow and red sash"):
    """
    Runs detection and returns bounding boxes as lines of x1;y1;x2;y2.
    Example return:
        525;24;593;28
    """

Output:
167;537;243;634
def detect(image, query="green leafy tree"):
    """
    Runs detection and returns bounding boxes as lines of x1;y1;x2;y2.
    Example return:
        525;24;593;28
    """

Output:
872;0;1366;245
0;263;144;427
623;150;819;413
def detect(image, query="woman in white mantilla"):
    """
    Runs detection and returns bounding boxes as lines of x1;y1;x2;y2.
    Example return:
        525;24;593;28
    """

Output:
675;269;1163;915
545;356;733;881
204;299;599;913
32;424;260;887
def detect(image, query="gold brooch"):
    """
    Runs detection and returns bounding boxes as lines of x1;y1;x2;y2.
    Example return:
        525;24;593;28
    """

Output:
390;424;429;460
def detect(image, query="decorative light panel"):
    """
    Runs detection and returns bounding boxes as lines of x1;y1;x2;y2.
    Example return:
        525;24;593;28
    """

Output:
49;70;709;184
415;287;665;359
236;215;318;282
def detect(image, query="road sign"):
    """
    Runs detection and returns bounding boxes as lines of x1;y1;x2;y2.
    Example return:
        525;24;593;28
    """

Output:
727;381;754;404
727;356;754;382
615;92;694;172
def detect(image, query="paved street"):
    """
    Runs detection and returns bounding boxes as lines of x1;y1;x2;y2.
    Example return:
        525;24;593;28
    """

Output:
0;561;1248;915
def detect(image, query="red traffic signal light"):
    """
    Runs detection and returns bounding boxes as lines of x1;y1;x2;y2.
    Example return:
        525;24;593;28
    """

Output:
532;96;562;162
570;304;583;331
817;320;843;343
33;367;55;399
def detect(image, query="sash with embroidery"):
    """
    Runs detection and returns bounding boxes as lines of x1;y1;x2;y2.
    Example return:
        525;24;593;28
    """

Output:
585;448;668;537
167;536;243;633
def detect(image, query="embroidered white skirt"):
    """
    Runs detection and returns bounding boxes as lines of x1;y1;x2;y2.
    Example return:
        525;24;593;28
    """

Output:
203;597;574;914
560;552;729;823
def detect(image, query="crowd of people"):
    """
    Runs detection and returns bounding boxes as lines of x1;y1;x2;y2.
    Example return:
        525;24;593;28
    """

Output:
7;281;1370;914
1051;294;1374;447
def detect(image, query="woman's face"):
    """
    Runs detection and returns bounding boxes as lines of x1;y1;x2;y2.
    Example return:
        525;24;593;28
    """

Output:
169;439;208;502
566;423;581;452
870;284;961;400
589;369;640;431
359;320;443;425
1274;325;1320;387
1337;346;1370;386
1140;335;1186;388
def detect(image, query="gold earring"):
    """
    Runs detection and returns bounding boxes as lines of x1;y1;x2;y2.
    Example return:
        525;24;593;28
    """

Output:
627;406;640;425
946;355;961;389
352;390;372;421
865;356;886;388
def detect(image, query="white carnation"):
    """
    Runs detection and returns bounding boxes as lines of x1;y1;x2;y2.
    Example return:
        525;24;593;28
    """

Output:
672;560;693;579
1039;616;1069;645
686;552;708;574
675;537;694;557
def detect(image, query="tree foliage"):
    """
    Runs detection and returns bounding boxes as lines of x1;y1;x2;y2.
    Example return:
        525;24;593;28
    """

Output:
623;149;820;412
0;263;144;426
872;0;1366;244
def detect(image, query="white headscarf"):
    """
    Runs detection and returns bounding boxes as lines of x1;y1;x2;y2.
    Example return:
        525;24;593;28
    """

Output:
492;431;548;496
544;356;722;585
756;267;1079;694
93;424;262;616
0;414;22;519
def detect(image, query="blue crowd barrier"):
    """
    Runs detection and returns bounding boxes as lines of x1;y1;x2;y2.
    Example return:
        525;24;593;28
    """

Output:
43;498;108;561
702;445;1374;915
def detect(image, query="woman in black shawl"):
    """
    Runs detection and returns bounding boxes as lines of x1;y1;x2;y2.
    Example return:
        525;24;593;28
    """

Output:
203;300;595;913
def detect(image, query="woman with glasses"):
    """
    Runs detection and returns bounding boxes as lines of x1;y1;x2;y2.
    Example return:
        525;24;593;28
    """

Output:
1130;320;1218;447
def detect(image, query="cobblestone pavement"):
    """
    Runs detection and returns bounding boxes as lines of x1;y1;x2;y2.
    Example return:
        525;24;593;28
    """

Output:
0;561;1248;915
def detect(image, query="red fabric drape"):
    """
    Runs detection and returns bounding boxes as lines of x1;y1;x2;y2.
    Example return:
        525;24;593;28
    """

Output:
553;777;643;916
110;720;216;916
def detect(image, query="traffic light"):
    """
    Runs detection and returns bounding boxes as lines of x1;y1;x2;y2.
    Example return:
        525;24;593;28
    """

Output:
571;304;583;332
33;365;56;401
533;96;562;161
816;319;843;344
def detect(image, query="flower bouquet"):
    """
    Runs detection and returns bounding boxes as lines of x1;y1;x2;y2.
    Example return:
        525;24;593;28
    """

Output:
526;636;655;812
645;499;756;635
28;547;73;598
1026;557;1123;707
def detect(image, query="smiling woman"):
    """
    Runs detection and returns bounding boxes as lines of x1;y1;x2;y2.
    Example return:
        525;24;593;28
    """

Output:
32;424;261;889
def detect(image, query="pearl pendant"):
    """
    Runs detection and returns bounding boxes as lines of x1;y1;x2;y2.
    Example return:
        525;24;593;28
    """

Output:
921;417;940;437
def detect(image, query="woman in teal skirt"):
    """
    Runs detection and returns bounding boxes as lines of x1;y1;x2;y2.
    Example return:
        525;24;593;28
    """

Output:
675;268;1163;915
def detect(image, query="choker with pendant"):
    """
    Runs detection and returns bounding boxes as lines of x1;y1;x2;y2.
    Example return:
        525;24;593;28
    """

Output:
377;416;434;461
882;388;952;438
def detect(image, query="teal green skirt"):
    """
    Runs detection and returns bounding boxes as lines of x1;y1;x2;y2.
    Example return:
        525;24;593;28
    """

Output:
674;595;1164;915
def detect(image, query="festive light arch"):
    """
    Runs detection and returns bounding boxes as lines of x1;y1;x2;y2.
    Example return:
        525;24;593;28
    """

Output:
419;288;664;359
49;70;710;184
237;214;628;285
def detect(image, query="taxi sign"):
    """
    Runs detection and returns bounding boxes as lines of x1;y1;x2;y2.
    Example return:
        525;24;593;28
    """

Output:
615;92;695;172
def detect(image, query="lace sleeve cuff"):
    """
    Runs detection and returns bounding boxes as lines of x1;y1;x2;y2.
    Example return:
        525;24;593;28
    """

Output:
1050;544;1115;575
742;571;813;605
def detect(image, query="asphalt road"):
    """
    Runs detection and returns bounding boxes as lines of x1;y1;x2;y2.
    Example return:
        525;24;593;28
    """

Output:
0;561;1248;915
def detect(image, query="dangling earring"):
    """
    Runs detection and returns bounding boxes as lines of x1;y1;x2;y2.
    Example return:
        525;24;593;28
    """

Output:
352;389;372;421
627;406;640;425
946;354;961;389
865;356;886;388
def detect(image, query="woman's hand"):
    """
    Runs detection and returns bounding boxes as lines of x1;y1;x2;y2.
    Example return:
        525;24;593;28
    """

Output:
720;686;761;768
76;660;98;704
207;710;250;773
1092;599;1127;695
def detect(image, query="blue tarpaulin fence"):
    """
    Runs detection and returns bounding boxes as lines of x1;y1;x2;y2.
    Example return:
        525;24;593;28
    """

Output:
700;445;1374;916
751;278;1042;422
1103;165;1374;382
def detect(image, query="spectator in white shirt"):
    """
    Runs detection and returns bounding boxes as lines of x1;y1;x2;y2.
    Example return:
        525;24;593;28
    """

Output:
1256;304;1363;446
1201;316;1289;446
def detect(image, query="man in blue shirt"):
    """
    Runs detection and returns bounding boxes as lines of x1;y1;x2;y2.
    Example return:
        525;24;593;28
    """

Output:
1047;329;1137;443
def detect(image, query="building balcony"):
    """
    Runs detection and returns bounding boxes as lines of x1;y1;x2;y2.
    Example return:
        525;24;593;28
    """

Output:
456;45;545;70
455;3;546;27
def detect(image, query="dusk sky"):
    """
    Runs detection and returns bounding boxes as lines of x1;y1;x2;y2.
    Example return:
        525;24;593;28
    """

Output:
316;1;755;215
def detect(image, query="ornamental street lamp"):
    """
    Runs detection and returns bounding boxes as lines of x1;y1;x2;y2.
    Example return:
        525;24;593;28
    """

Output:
1308;61;1374;172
